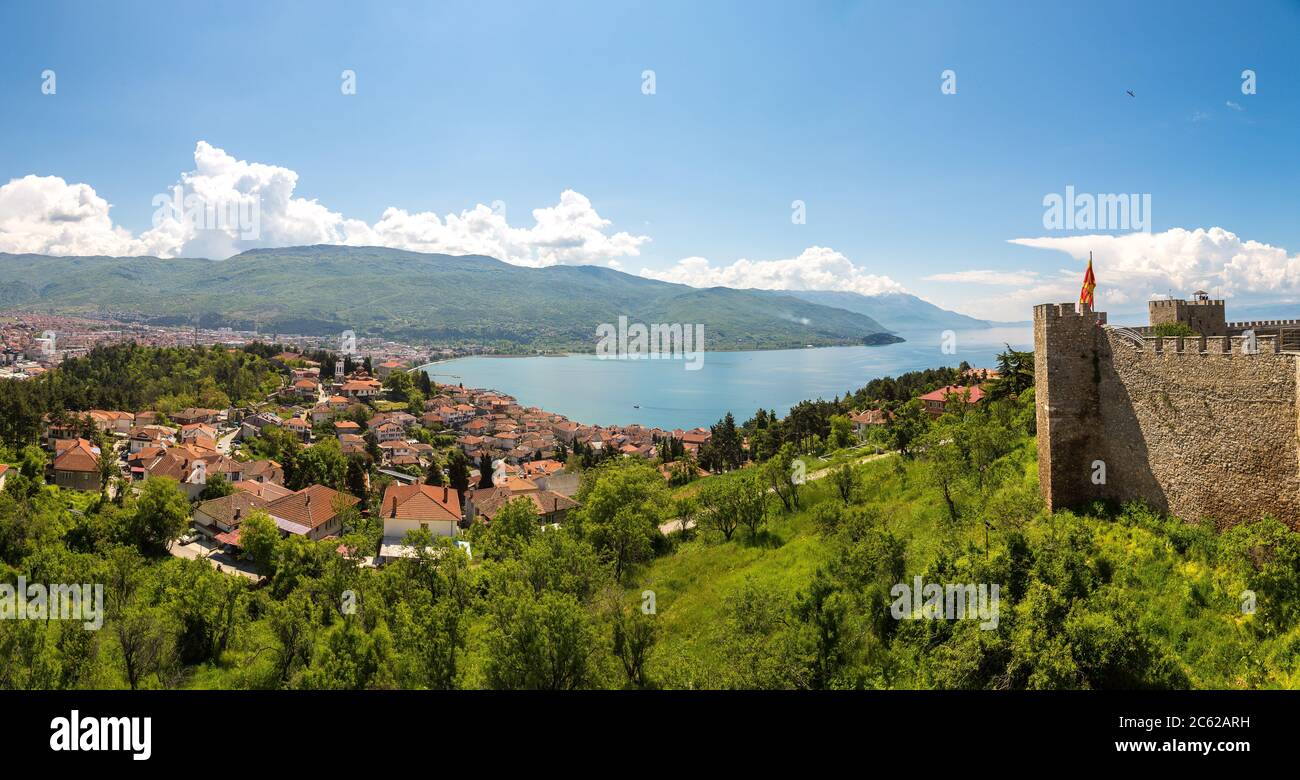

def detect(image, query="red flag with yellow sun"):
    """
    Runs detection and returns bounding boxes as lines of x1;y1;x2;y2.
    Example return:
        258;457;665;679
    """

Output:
1079;252;1096;308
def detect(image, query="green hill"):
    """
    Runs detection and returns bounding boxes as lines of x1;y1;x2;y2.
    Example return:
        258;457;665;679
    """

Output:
0;245;902;350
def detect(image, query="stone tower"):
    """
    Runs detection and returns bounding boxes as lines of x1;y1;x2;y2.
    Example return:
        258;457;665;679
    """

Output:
1033;302;1107;512
1147;291;1226;335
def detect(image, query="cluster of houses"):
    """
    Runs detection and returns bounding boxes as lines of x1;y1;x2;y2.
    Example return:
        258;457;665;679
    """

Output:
848;366;1001;431
20;343;1005;573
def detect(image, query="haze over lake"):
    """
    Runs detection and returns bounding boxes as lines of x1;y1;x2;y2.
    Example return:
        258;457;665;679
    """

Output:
420;327;1031;430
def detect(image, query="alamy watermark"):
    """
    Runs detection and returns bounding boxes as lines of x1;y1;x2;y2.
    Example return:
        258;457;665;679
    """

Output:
596;316;705;371
50;710;151;761
890;576;1000;630
1042;185;1151;232
0;577;104;630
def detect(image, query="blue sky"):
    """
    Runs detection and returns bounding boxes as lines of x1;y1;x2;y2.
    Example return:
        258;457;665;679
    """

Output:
2;0;1298;320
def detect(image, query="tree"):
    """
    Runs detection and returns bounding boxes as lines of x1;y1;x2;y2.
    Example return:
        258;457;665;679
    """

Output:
918;426;967;525
698;479;740;541
129;477;190;553
763;443;802;513
478;497;539;561
700;471;768;540
484;587;600;690
423;457;445;486
607;593;657;689
198;472;234;501
294;437;347;490
710;412;744;470
829;414;854;450
477;453;495;488
297;618;396;690
19;445;46;480
986;346;1035;401
268;591;318;687
578;461;666;580
886;399;929;458
345;456;369;499
114;606;176;690
239;510;281;576
793;569;850;690
445;449;472;494
831;462;857;505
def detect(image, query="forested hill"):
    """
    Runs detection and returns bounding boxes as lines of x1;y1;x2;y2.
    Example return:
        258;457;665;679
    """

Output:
0;246;901;350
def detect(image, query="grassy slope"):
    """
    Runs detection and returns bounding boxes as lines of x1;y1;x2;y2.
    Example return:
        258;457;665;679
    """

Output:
630;442;1300;689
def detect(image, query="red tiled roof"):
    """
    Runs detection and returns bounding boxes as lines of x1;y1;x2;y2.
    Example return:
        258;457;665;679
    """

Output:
267;485;360;530
52;440;100;473
917;385;986;404
382;483;462;524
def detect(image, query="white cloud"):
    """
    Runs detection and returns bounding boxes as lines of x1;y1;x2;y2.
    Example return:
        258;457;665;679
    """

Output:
1004;227;1300;314
1226;100;1244;111
640;246;906;296
0;175;144;256
0;141;650;266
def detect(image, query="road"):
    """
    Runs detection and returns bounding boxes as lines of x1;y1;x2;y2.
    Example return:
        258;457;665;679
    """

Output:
657;450;896;535
168;537;261;581
216;428;239;455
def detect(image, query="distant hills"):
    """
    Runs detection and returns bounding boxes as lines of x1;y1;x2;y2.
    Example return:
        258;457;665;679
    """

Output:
0;246;908;351
784;289;1020;331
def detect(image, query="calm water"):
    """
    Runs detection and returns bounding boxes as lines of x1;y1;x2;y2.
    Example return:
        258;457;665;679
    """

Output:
419;327;1032;430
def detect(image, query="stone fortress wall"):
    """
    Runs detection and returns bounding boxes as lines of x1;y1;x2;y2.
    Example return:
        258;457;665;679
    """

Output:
1034;294;1300;527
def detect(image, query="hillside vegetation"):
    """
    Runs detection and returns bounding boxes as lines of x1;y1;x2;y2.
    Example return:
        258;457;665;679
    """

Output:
3;347;1298;689
0;246;900;350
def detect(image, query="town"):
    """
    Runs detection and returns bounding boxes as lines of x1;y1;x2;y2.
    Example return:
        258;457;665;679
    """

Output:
2;311;1004;579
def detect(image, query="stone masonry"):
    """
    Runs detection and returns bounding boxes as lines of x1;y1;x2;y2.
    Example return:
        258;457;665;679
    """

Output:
1034;296;1300;528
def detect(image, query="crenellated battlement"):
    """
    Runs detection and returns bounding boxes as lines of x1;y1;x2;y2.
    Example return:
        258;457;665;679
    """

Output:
1120;333;1281;355
1229;319;1300;329
1033;301;1108;325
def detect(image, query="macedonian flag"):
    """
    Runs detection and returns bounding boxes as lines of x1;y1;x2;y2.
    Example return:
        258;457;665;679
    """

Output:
1079;252;1096;308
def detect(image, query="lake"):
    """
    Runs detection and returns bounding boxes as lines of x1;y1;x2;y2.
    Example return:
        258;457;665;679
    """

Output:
418;327;1032;430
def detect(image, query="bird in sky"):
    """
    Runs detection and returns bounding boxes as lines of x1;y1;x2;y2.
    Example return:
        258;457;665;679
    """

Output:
1126;90;1136;97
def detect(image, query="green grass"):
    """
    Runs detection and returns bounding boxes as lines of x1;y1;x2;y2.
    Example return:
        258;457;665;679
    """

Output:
629;438;1300;689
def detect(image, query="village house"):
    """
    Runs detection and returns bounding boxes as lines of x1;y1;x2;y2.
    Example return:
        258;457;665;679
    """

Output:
263;484;360;541
850;408;891;436
465;484;578;526
378;440;418;463
239;412;282;441
283;417;313;442
340;376;382;400
88;410;135;435
379;483;463;561
339;434;368;457
231;479;294;501
129;425;176;453
0;464;9;492
192;491;269;539
143;445;244;498
373;421;405;443
918;384;986;418
375;360;407;381
50;438;101;491
179;422;219;443
170;408;221;426
241;459;284;485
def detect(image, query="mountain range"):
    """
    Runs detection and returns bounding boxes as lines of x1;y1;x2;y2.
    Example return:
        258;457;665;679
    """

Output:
0;245;1004;350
